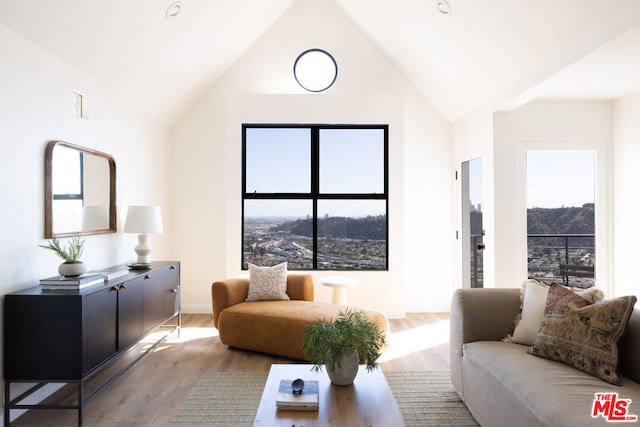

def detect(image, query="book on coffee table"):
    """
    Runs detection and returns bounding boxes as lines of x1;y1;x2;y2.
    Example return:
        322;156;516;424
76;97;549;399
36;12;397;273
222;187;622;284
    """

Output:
275;379;319;411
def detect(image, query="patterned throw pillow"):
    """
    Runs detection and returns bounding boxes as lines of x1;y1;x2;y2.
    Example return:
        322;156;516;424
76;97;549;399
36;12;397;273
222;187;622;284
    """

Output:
540;282;592;313
246;262;290;302
506;279;605;345
529;284;637;385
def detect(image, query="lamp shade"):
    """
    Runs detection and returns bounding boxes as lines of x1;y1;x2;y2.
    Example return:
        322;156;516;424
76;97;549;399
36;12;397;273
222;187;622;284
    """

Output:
124;206;163;234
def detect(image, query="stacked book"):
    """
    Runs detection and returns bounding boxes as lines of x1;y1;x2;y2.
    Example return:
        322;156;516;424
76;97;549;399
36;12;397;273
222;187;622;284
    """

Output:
40;273;105;290
275;379;319;411
40;267;130;290
88;267;130;282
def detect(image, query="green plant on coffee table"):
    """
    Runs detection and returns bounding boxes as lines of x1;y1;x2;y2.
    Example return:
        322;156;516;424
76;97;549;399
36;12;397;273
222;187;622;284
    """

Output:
302;309;387;373
39;236;85;263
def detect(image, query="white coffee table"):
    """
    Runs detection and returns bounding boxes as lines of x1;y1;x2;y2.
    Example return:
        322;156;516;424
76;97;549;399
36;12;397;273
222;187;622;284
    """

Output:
319;276;359;305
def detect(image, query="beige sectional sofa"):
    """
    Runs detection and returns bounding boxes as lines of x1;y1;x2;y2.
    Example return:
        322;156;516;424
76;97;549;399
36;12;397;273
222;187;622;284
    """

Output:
450;288;640;427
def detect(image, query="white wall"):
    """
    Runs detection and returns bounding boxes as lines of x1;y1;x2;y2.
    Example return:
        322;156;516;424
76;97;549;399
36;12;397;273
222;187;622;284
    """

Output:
0;23;171;423
492;101;612;292
0;23;172;284
612;90;640;297
170;0;453;316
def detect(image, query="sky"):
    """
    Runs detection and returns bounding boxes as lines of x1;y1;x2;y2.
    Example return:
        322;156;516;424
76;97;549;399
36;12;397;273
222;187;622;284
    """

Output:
53;145;82;193
526;150;595;209
466;157;483;210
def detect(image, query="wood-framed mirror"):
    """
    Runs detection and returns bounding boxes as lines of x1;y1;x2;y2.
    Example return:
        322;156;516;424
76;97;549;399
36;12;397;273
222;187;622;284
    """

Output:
45;141;117;238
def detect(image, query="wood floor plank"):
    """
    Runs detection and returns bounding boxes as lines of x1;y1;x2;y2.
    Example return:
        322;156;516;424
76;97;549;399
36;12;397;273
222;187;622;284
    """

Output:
7;313;450;426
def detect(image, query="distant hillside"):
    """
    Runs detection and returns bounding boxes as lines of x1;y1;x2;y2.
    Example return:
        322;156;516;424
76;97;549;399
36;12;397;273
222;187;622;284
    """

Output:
276;215;386;240
527;205;594;234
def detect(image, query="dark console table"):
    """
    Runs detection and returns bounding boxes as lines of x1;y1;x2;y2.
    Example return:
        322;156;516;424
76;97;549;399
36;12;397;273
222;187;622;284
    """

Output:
3;261;181;426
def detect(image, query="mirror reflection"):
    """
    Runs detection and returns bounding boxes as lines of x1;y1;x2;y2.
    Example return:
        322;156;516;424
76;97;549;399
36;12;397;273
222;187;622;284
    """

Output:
45;141;116;238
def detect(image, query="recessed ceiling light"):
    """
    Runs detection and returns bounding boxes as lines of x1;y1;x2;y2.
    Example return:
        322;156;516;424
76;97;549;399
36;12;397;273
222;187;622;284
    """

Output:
435;0;452;15
166;1;182;20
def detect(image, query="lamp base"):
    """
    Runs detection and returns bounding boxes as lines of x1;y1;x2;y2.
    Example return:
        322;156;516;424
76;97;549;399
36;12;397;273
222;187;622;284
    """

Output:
134;233;153;265
127;262;152;270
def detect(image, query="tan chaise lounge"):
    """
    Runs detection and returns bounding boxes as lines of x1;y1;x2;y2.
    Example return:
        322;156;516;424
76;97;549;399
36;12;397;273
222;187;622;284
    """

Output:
211;274;389;360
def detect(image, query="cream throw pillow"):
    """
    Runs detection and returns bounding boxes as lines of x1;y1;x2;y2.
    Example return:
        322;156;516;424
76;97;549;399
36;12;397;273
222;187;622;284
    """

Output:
511;280;549;345
246;262;290;302
508;279;605;345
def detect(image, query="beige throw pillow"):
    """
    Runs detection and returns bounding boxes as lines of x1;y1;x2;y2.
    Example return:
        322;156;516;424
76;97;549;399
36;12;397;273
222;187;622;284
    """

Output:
246;262;290;302
511;279;549;345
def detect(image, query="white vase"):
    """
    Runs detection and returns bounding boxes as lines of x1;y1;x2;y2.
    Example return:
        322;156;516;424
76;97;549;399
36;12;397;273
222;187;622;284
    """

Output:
58;261;86;277
327;350;359;386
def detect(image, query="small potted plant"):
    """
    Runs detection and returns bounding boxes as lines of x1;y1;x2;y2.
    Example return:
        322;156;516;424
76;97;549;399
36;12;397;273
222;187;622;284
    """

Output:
302;309;387;386
40;236;86;277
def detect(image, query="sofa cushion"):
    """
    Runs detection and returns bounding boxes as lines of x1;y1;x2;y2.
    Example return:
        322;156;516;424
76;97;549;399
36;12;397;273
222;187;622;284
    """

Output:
246;262;290;301
463;341;640;427
508;279;605;345
529;285;637;385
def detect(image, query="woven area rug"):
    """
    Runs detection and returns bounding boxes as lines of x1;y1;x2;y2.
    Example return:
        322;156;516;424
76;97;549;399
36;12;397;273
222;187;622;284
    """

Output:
386;371;479;426
168;370;478;427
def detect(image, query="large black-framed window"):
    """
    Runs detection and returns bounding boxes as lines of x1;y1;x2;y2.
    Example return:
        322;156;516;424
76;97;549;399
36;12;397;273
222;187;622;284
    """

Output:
242;124;389;270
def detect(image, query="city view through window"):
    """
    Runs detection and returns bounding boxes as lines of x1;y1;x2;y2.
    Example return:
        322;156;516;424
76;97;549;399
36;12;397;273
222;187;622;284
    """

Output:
527;151;595;288
242;125;388;270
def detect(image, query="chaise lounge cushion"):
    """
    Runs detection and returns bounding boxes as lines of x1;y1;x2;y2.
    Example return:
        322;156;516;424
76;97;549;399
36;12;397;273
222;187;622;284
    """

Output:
218;299;388;360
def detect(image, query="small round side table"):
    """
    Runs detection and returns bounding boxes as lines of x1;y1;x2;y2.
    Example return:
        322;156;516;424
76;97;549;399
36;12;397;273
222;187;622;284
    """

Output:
319;276;359;305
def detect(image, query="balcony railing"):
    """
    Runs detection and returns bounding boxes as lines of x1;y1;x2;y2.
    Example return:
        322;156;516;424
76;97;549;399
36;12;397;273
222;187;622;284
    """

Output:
527;233;595;288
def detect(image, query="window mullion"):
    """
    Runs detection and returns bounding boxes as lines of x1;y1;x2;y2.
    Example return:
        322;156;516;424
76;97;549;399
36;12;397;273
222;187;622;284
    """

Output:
312;127;320;269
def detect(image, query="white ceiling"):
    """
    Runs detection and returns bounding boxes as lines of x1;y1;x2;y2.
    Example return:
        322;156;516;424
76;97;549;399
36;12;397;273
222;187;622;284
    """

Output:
1;0;640;122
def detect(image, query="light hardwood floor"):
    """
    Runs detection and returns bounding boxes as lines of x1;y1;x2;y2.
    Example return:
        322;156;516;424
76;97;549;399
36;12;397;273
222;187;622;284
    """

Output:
8;312;449;426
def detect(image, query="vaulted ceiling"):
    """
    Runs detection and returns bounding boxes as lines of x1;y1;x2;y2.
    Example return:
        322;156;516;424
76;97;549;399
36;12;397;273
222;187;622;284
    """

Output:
1;0;639;123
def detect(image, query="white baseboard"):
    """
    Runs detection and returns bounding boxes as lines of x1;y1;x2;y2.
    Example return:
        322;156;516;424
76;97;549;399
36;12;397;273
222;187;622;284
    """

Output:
180;304;213;314
180;304;406;319
404;303;450;313
381;309;406;319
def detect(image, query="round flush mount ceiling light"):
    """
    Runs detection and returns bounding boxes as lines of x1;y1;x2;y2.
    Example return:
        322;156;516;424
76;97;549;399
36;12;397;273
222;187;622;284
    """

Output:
293;49;338;93
435;0;452;15
165;1;182;20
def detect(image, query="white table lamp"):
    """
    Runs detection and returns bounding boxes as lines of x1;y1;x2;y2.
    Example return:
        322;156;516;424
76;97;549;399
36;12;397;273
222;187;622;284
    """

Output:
124;205;163;265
